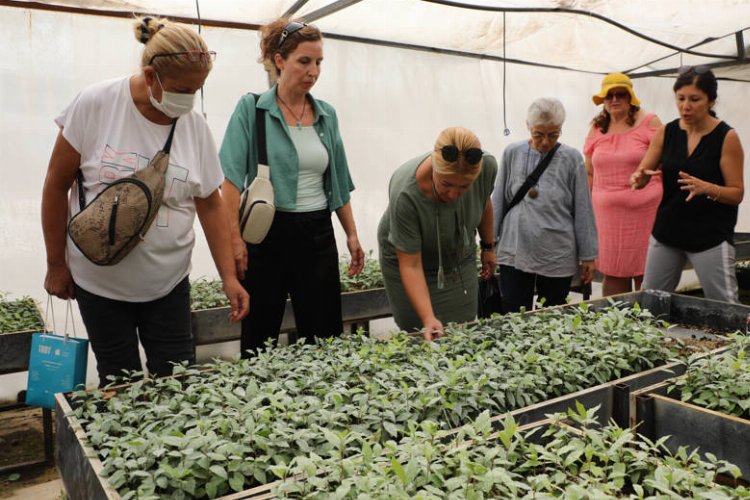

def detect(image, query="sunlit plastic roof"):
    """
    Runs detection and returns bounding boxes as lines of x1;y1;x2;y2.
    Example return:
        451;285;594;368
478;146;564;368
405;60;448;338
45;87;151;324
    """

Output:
16;0;750;78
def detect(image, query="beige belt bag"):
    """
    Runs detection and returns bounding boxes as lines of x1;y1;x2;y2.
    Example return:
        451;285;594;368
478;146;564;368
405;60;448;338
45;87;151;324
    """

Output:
239;164;275;244
68;121;177;266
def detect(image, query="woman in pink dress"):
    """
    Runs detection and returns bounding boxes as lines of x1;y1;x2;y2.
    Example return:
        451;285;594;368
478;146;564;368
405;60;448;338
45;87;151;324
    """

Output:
584;73;662;296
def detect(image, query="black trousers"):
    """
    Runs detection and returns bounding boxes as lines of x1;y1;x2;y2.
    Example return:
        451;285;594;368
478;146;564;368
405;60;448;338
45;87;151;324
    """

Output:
499;265;572;314
241;209;342;357
75;276;193;383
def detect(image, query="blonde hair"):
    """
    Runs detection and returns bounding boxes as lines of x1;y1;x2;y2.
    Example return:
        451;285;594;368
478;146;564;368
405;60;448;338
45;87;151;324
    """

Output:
133;16;212;77
258;18;322;78
432;127;483;180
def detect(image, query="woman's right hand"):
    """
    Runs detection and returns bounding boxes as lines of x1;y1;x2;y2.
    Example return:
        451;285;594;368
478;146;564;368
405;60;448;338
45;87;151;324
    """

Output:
44;263;75;300
223;277;250;322
421;316;444;341
630;168;658;190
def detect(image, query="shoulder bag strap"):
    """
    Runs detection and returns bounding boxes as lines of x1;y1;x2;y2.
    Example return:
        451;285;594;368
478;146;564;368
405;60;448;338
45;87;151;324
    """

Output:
249;93;268;179
76;170;86;211
501;143;561;223
75;119;178;210
162;119;178;154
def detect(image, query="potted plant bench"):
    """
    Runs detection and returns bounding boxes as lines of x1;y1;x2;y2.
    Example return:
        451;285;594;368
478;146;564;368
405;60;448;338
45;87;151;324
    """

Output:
190;255;390;346
55;290;749;499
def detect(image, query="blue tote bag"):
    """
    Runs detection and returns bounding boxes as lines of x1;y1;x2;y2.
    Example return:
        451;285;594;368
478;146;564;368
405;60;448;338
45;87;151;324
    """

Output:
26;298;88;409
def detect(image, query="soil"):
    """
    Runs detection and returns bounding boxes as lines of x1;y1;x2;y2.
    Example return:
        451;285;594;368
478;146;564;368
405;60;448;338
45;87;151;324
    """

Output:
0;405;61;498
672;335;729;354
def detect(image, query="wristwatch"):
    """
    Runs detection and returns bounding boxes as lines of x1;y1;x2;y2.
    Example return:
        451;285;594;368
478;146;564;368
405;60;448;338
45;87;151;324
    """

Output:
479;240;495;251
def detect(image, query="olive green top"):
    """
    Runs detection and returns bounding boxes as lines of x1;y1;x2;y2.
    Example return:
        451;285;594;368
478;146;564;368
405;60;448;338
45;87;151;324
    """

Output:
377;153;498;331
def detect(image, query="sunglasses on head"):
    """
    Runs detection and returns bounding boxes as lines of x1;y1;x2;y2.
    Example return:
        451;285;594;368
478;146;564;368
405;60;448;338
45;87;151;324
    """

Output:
604;90;630;101
278;22;307;49
437;145;483;165
148;50;216;66
678;65;710;76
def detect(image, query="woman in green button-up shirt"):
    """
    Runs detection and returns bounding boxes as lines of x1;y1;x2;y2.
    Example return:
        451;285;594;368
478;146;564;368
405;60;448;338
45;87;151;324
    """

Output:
219;18;364;357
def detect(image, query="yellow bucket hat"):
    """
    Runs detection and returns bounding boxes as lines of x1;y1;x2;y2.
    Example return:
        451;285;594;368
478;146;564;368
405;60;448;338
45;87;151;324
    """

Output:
592;73;640;106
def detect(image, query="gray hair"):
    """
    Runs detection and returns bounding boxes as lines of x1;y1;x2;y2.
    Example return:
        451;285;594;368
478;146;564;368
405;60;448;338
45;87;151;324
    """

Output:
526;97;566;128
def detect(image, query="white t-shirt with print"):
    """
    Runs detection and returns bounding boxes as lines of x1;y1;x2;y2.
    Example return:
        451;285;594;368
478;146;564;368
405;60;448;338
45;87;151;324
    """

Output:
56;76;223;302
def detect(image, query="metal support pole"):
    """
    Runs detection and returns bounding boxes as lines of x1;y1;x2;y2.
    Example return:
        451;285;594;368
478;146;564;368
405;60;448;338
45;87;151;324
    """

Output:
612;383;630;429
635;394;655;441
43;408;54;464
736;31;746;60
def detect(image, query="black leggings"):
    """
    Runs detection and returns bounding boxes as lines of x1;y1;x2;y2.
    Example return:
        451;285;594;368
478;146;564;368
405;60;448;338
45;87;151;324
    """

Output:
241;209;342;356
499;265;572;313
75;276;193;383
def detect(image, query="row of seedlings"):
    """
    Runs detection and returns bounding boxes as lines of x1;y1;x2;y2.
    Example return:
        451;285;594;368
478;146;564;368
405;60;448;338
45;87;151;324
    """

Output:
272;405;749;498
190;253;387;345
56;298;729;499
0;292;45;374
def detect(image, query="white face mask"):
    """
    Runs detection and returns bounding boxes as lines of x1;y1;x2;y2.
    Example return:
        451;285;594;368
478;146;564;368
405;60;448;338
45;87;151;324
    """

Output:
148;72;196;118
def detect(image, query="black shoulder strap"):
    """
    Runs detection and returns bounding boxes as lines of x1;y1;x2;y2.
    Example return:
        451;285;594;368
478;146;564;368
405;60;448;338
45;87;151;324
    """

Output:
162;119;178;154
249;93;267;165
76;170;86;211
501;143;561;222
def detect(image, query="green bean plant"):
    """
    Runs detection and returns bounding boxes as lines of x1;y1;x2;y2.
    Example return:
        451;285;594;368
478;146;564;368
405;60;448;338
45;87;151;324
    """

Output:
668;333;750;419
70;303;695;498
190;252;384;311
189;278;228;311
338;251;383;292
275;404;748;498
0;292;44;333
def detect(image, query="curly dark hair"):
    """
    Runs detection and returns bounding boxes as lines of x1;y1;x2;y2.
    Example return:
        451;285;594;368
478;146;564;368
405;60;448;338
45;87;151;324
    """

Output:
258;18;322;78
592;104;640;134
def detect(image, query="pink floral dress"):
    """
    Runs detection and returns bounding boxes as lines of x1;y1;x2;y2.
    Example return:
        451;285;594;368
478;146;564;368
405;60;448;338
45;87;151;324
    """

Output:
583;114;662;277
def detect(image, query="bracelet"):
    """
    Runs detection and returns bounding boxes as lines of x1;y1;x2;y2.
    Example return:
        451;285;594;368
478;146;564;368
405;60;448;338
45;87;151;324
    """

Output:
709;184;721;202
479;240;495;251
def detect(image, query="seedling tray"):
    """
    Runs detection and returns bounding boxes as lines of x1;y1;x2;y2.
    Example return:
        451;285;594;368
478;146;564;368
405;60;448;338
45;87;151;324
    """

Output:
191;288;390;346
55;290;748;499
632;381;750;479
0;300;45;374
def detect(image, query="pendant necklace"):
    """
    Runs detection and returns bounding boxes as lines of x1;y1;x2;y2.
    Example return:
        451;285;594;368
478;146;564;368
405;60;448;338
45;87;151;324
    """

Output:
431;174;446;290
277;93;306;130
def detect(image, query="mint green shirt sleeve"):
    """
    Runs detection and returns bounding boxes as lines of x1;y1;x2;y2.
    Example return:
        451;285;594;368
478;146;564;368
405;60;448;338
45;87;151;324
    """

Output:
318;104;354;210
219;94;257;192
220;89;354;210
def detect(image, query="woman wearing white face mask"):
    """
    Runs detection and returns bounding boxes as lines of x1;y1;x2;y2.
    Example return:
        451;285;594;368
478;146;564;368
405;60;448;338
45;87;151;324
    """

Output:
41;16;248;384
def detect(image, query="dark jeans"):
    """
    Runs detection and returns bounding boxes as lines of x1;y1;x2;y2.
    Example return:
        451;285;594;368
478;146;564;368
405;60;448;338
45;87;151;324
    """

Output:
241;209;342;357
499;265;572;313
75;276;193;383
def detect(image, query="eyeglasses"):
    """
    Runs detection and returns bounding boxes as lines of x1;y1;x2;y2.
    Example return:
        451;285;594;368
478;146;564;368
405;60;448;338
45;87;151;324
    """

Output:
278;22;307;49
604;90;630;101
678;65;710;76
530;131;561;141
436;145;483;165
148;50;216;66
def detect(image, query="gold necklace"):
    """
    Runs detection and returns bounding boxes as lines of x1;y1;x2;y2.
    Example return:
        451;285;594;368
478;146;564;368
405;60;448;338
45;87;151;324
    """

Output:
276;93;306;130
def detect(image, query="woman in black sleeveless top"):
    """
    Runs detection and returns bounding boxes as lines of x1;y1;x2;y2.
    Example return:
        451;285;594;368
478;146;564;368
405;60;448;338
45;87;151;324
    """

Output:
630;67;745;303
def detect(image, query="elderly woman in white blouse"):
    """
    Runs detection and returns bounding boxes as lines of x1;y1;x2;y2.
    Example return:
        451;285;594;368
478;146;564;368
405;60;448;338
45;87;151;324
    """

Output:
492;97;598;313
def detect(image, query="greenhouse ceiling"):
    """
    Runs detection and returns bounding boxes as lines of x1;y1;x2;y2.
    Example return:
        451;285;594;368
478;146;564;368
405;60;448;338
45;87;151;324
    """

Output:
5;0;750;78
